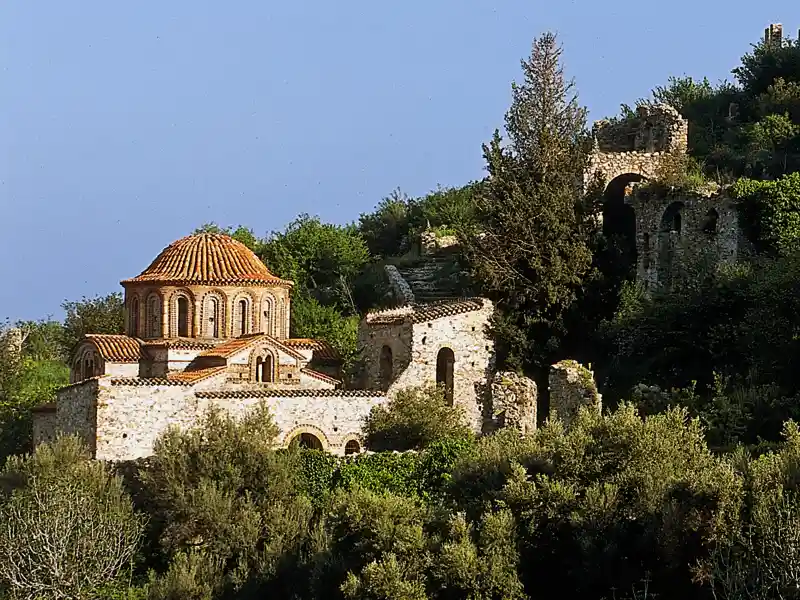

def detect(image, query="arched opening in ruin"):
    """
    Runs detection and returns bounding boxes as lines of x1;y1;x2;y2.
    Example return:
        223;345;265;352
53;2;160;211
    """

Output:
379;345;393;389
658;201;686;289
344;439;361;455
702;208;719;235
436;347;455;406
292;432;323;451
600;173;641;284
660;202;684;234
177;297;190;337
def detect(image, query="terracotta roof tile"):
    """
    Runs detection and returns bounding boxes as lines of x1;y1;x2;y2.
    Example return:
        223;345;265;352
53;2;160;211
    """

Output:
121;233;293;288
284;338;341;362
195;389;384;399
85;334;143;363
198;334;308;361
141;338;218;351
300;368;341;386
110;378;187;386
366;298;486;325
168;366;227;384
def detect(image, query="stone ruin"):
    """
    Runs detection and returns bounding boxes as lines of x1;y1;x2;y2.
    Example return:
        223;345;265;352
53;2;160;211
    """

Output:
487;360;602;434
585;100;743;292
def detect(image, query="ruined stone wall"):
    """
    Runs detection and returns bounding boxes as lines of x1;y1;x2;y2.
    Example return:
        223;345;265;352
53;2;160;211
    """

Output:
586;103;689;189
489;372;537;434
56;379;99;455
32;409;59;447
629;187;739;290
549;360;601;427
387;303;495;431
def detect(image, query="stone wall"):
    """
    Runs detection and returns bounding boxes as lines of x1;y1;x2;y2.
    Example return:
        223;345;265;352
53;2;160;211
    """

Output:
197;390;386;455
32;408;59;446
56;379;99;455
84;379;385;460
549;360;601;427
629;186;739;290
361;300;495;431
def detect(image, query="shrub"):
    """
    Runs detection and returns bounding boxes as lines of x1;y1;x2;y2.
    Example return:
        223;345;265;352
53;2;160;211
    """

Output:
0;435;144;600
363;385;472;452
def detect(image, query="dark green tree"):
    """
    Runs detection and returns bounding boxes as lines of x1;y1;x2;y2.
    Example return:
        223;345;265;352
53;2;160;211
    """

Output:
462;32;593;374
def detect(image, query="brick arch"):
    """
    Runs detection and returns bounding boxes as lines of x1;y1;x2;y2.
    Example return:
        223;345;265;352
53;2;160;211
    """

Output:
127;292;141;337
283;424;330;451
73;345;101;382
260;291;277;336
168;289;195;338
340;434;364;455
249;345;278;383
199;290;227;338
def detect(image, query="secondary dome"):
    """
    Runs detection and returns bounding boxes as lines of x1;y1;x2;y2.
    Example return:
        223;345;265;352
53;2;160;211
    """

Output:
122;233;292;287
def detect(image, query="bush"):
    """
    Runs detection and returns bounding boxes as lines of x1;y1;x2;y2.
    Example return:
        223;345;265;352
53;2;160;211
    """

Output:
362;385;472;452
0;435;144;600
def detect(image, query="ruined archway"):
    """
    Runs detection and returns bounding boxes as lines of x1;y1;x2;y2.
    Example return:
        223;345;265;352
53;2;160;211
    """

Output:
291;432;323;450
599;173;641;285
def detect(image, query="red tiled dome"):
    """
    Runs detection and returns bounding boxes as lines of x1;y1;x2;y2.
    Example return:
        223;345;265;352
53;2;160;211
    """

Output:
122;233;292;287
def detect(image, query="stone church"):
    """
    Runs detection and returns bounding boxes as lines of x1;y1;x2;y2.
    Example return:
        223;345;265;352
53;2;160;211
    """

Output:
32;232;495;460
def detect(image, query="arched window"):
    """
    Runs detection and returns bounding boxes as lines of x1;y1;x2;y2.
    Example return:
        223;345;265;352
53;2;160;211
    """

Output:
146;295;162;338
83;354;95;380
177;297;190;337
253;352;274;383
436;347;455;405
379;345;393;389
255;356;263;382
205;296;220;338
344;440;360;455
234;298;250;337
262;294;275;336
129;296;140;337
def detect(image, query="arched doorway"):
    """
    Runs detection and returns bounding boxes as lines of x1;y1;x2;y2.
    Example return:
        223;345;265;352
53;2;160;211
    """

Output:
344;439;361;455
436;347;455;405
292;432;323;450
601;173;641;283
379;345;393;389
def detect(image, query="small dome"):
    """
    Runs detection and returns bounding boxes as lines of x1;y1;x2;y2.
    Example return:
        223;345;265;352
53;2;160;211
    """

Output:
122;233;292;287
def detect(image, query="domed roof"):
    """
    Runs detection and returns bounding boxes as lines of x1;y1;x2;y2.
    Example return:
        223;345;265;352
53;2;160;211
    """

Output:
122;233;292;287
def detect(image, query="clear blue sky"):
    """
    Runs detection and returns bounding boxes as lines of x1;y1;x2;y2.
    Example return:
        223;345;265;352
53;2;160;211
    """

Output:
0;1;793;322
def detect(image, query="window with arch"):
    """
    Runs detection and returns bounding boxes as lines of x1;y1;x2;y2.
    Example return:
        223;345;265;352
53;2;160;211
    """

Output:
261;293;276;336
81;351;97;380
254;354;274;383
129;296;140;337
234;297;251;337
204;294;222;338
344;439;361;455
436;347;455;405
379;345;393;389
146;295;162;338
177;296;190;337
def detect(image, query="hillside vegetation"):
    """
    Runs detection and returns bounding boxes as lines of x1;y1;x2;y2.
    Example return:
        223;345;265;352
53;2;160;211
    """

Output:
3;28;800;599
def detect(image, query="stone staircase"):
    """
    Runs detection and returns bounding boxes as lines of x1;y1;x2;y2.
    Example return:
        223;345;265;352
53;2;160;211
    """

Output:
394;250;472;304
